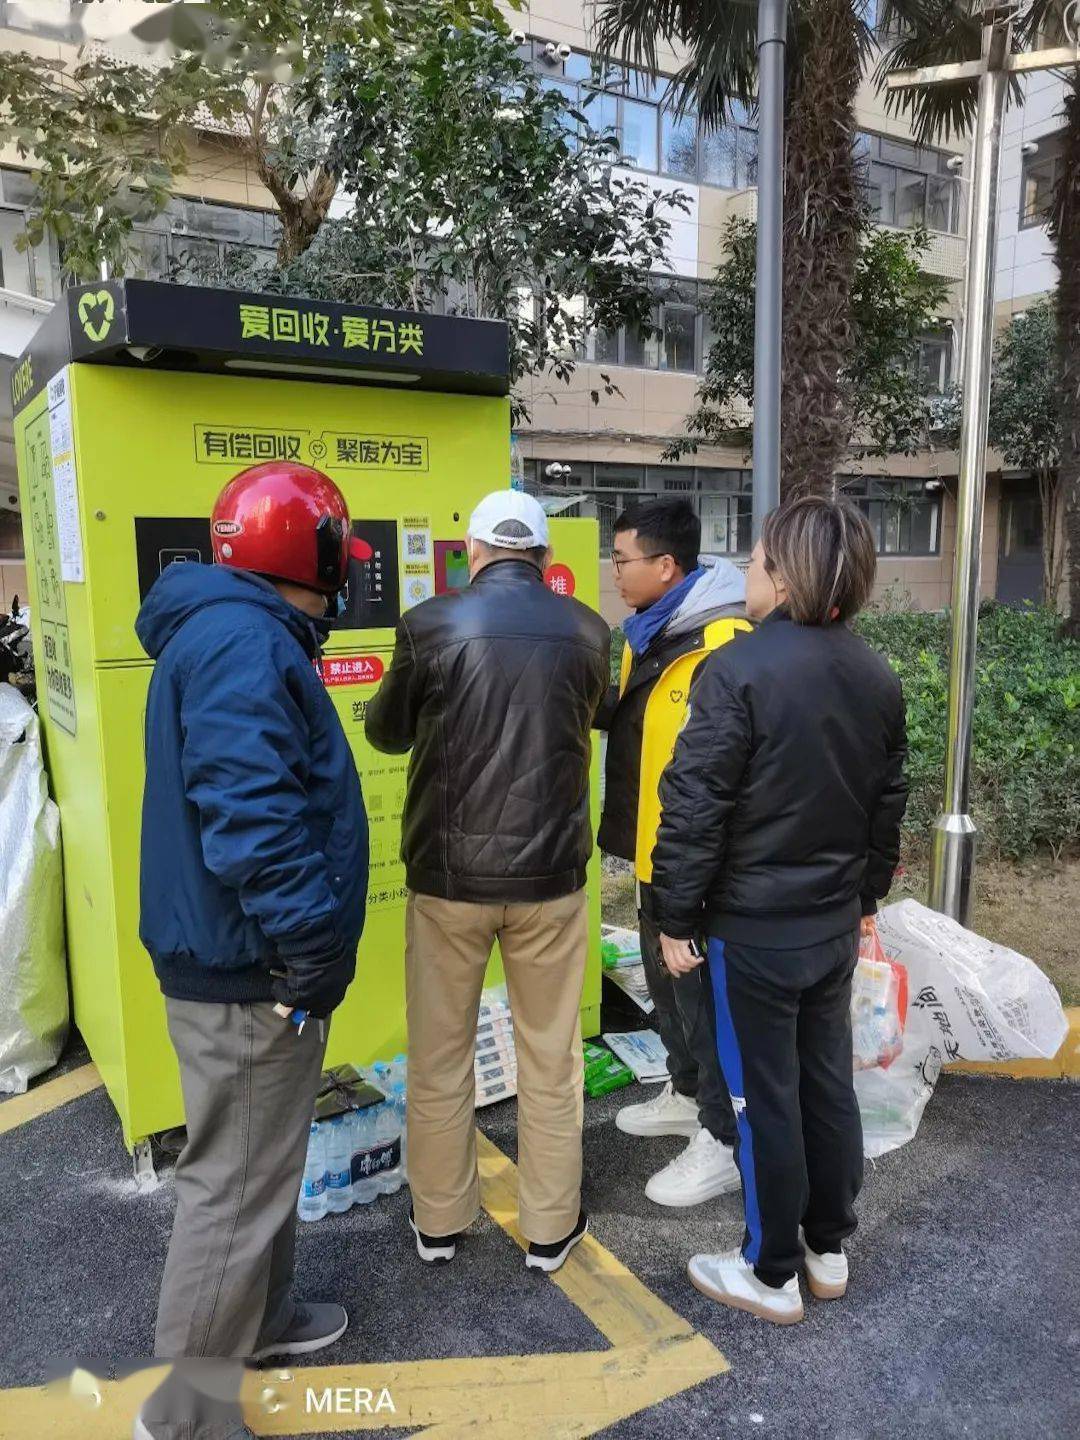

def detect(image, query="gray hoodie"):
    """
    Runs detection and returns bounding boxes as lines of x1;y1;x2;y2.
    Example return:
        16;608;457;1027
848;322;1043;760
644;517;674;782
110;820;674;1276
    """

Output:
665;554;748;640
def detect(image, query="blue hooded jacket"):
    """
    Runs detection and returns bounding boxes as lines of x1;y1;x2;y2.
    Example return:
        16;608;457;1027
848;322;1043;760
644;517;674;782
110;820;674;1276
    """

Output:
136;563;368;1003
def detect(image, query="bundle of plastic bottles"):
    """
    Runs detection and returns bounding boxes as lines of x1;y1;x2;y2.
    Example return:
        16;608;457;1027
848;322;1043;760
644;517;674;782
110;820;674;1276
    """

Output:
851;948;908;1072
298;1056;408;1221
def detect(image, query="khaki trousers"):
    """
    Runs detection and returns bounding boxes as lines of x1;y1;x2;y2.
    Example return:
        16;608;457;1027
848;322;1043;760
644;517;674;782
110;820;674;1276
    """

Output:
405;888;587;1244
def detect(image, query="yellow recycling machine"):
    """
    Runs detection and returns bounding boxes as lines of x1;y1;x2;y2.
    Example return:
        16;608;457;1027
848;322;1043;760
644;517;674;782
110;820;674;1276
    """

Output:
12;280;603;1153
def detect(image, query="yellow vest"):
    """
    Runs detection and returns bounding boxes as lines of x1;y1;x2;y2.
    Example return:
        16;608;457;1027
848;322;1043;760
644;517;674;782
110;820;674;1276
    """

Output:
620;616;752;883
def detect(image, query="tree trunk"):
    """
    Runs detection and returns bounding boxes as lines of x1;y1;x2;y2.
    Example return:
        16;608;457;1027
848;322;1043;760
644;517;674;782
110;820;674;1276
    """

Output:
1052;80;1080;635
779;0;863;499
1039;466;1064;607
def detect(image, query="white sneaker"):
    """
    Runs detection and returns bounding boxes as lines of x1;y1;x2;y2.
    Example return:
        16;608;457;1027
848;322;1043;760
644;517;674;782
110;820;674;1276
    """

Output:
800;1229;849;1299
644;1128;742;1207
615;1080;700;1138
688;1249;804;1325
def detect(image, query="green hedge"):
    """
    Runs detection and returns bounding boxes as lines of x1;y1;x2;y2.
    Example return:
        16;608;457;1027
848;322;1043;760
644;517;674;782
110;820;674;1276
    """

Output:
857;605;1080;860
611;607;1080;859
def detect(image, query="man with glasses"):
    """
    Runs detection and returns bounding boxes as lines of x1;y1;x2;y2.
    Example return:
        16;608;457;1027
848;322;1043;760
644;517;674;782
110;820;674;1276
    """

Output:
597;498;750;1207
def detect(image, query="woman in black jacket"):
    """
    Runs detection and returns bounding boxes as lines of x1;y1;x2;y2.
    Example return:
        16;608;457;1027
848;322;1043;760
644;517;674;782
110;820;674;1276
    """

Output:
651;496;907;1325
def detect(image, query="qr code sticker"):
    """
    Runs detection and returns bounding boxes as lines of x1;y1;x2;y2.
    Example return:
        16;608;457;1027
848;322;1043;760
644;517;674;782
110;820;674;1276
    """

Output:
406;531;429;558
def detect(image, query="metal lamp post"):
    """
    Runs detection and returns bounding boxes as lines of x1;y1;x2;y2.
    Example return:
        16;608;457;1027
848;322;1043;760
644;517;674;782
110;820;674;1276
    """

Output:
888;4;1080;924
751;0;788;539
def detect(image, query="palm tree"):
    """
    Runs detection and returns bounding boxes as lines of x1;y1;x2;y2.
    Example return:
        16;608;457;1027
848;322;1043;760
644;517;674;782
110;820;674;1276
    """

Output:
876;0;1079;628
1049;75;1080;633
596;0;928;498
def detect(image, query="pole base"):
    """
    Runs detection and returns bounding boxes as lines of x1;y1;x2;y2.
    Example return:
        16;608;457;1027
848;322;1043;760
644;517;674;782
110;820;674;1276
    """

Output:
928;813;978;927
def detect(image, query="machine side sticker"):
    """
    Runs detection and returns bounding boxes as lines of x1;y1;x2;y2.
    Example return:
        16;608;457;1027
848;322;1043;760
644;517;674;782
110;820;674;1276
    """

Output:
47;369;84;584
23;397;77;736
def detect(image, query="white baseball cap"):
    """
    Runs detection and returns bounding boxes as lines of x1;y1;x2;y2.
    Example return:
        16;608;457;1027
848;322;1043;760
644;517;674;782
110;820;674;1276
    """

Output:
467;489;550;551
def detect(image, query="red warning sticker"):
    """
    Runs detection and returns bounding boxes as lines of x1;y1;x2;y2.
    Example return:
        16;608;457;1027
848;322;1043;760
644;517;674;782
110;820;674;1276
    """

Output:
320;654;385;687
544;563;576;598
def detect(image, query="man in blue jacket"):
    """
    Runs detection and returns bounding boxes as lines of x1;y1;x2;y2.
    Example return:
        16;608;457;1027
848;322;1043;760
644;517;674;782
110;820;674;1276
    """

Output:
135;462;369;1440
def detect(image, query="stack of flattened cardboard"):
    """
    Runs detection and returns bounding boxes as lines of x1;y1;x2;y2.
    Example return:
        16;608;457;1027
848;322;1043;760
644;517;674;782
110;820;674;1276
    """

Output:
474;985;517;1107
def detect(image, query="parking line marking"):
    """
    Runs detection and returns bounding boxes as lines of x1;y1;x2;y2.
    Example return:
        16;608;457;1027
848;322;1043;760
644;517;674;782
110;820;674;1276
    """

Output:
1;1109;728;1437
0;1334;726;1438
0;1063;103;1137
476;1129;699;1347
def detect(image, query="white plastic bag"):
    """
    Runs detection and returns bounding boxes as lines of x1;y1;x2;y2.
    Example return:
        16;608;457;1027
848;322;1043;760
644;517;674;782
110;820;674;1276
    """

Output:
855;898;1068;1157
0;683;68;1092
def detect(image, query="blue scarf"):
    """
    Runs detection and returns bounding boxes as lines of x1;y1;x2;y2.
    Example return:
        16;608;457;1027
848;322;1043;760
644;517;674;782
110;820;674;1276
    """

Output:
622;567;705;657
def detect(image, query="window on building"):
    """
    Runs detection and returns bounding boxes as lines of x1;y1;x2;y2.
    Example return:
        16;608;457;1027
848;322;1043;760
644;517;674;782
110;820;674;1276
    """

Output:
1019;131;1067;230
0;509;23;561
526;462;753;555
524;39;757;189
913;329;953;395
584;277;709;373
700;101;759;188
859;132;963;235
0;169;61;299
0;2;82;41
841;476;942;554
128;197;282;281
662;106;699;179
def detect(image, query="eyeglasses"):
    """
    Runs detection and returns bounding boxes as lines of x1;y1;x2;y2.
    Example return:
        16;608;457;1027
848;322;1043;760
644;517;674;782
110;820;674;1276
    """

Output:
609;550;668;574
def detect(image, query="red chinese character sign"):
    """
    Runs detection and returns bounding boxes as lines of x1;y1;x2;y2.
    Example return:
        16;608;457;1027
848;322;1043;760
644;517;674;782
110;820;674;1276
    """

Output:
544;563;576;598
319;654;385;687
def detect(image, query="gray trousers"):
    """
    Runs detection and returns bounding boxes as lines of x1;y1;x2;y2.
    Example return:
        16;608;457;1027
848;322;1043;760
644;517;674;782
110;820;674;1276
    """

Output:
639;887;737;1147
143;998;327;1439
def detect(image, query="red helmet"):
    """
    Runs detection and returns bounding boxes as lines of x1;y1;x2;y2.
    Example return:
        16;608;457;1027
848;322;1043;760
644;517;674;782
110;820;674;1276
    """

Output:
211;462;372;595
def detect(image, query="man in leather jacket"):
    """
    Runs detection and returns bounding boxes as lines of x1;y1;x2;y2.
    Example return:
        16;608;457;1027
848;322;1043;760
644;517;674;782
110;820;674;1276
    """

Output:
366;489;609;1274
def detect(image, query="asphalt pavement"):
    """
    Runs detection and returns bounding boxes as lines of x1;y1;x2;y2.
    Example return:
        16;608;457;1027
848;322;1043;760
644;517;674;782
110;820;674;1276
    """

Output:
2;1031;1077;1439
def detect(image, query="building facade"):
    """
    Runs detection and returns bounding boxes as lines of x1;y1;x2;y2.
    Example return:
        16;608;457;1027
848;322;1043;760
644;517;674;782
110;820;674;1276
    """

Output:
0;1;1068;625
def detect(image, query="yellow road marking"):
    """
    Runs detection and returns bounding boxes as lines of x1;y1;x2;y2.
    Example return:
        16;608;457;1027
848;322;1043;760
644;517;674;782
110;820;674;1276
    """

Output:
0;1062;103;1137
1;1097;729;1437
0;1335;725;1439
476;1129;698;1347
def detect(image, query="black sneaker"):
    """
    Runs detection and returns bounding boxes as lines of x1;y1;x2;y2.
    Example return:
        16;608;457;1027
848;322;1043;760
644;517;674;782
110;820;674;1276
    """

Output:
251;1301;349;1360
525;1212;588;1273
409;1206;459;1262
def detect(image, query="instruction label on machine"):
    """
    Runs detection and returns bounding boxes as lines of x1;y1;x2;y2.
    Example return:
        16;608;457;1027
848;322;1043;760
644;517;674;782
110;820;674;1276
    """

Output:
46;370;84;583
400;514;435;609
328;686;410;911
359;754;410;911
22;369;80;735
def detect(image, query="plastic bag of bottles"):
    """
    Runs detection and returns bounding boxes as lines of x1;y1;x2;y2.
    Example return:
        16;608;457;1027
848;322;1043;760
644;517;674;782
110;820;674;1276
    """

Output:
297;1060;409;1221
850;919;908;1072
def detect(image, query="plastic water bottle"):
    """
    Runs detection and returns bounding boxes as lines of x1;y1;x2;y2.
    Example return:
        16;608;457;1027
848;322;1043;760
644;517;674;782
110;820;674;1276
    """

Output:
324;1115;353;1214
371;1060;391;1096
391;1081;408;1182
351;1107;381;1204
389;1054;408;1089
298;1123;327;1222
376;1099;403;1195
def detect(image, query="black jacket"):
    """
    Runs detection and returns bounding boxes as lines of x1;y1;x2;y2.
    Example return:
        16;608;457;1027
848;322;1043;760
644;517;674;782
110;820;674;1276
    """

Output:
365;559;610;903
651;610;907;948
